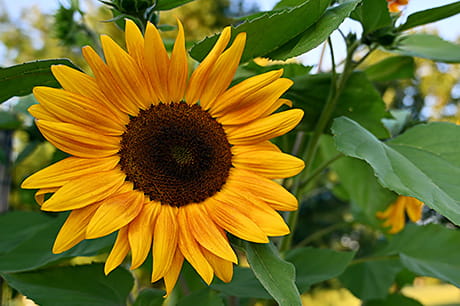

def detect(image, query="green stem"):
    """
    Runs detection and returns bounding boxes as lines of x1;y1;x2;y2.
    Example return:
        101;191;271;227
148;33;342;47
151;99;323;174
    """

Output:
295;221;349;248
301;153;344;186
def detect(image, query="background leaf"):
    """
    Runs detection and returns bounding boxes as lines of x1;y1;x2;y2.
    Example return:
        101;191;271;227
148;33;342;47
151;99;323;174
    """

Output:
0;59;77;103
211;267;271;299
364;293;423;306
350;0;392;34
154;0;196;10
268;0;361;60
133;288;165;306
364;56;415;82
1;264;133;306
177;288;224;306
391;34;460;63
0;111;21;130
398;1;460;31
190;0;330;63
286;247;356;293
332;118;460;225
244;242;301;306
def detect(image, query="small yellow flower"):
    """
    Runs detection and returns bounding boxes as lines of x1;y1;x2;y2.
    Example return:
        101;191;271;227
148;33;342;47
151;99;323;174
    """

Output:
22;20;304;294
386;0;409;13
376;195;423;234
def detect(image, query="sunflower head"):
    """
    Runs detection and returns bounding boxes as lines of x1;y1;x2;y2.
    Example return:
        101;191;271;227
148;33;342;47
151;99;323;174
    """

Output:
22;19;304;294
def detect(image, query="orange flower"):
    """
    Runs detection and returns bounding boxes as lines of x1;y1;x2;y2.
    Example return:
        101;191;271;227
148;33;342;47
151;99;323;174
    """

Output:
387;0;409;12
376;195;423;234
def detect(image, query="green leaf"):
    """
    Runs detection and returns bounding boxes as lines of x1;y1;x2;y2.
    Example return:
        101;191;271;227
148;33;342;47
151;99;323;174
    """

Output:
350;0;392;34
339;259;403;300
332;117;460;225
364;293;423;306
286;247;355;293
133;288;165;306
190;0;330;63
0;211;115;272
177;288;224;306
0;59;78;103
211;267;271;299
268;0;360;60
383;224;460;287
288;72;390;138
244;242;301;306
398;1;460;31
364;56;415;82
0;111;21;130
1;264;133;306
391;34;460;63
154;0;196;10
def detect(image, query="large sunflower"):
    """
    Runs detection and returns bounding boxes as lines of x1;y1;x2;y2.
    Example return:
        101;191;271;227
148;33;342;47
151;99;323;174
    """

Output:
22;20;304;294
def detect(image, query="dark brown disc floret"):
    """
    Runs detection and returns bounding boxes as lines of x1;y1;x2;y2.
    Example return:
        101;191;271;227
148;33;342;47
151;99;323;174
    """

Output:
118;102;232;207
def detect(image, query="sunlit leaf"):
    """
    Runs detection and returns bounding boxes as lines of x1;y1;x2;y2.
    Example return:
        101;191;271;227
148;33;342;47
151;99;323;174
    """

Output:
398;1;460;31
351;0;392;34
154;0;196;10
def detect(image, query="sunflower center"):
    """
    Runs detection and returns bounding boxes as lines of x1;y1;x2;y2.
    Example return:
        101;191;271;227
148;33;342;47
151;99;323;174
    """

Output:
118;102;232;207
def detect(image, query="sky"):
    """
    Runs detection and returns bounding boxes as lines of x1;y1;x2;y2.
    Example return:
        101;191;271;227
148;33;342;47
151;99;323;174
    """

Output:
1;0;460;68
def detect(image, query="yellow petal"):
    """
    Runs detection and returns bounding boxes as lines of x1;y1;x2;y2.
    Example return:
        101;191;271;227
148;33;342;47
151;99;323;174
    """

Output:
217;78;293;125
82;46;140;115
210;69;283;115
260;98;293;118
35;120;120;158
144;22;170;102
41;169;126;212
177;207;214;284
227;168;298;211
185;204;237;263
163;249;184;296
185;27;231;104
205;197;268;243
405;197;423;222
86;189;144;239
168;20;188;102
105;227;130;275
200;33;247;110
232;150;305;179
53;202;100;253
28;104;59;121
35;188;58;206
151;205;179;282
101;35;152;110
128;201;160;269
226;109;303;145
201;246;233;283
33;87;124;135
22;156;120;189
231;141;281;154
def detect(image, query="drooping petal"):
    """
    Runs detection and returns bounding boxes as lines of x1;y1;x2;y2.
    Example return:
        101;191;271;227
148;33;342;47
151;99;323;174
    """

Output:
201;246;233;283
128;201;161;269
151;205;179;282
205;197;269;243
185;27;231;104
226;109;304;145
168;20;188;103
177;207;214;284
41;169;126;211
86;189;144;239
35;120;120;158
200;33;246;110
33;87;125;135
105;227;130;275
185;204;237;263
22;156;120;189
405;197;423;222
232;150;305;179
163;249;185;296
35;188;59;206
53;202;101;253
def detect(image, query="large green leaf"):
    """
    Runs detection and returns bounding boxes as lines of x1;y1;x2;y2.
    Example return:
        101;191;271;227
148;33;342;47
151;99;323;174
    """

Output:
211;267;270;299
350;0;392;34
268;0;360;60
154;0;196;10
364;56;415;82
177;288;224;306
0;59;77;103
288;72;390;138
339;259;403;300
286;247;355;293
244;242;301;306
0;211;115;272
1;264;133;306
332;117;460;225
189;0;330;63
364;294;423;306
383;224;460;287
398;1;460;31
391;34;460;63
133;288;165;306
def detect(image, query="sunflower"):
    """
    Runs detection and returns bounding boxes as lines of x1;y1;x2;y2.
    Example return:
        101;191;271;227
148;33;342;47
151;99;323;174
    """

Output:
376;195;423;234
22;20;304;294
386;0;408;12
